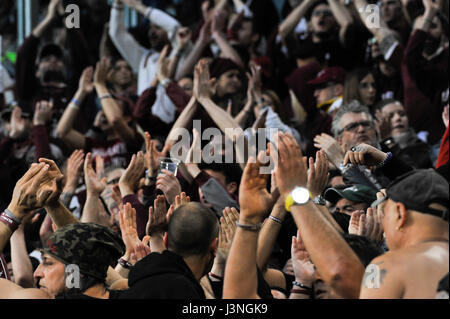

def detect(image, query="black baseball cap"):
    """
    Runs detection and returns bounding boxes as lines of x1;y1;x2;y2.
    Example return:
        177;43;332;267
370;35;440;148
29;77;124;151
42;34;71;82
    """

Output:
378;169;449;221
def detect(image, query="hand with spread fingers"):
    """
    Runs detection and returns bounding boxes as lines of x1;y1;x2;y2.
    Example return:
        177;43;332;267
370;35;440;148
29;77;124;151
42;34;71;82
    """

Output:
343;143;388;167
306;150;330;198
119;152;146;197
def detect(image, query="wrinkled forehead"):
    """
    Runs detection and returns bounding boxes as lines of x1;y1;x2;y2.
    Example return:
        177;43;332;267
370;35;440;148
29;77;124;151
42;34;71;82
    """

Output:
340;112;371;128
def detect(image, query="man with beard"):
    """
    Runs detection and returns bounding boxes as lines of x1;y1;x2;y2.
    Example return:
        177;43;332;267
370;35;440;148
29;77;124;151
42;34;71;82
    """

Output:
109;0;192;95
15;0;91;124
119;202;219;299
402;0;449;148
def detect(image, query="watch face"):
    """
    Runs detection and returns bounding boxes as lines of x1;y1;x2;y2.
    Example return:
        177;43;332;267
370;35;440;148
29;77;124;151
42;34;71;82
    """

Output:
292;187;310;204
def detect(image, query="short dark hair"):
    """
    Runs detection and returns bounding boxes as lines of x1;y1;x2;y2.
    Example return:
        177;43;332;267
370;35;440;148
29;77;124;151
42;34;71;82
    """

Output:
342;233;384;267
167;202;219;257
374;98;403;112
198;162;243;185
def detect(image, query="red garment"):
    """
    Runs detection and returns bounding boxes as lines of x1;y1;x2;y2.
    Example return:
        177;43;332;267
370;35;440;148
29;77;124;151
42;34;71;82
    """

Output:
85;134;142;169
436;126;449;169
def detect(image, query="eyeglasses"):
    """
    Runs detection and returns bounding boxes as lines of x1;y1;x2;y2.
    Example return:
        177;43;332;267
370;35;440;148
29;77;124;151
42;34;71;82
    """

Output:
339;120;373;135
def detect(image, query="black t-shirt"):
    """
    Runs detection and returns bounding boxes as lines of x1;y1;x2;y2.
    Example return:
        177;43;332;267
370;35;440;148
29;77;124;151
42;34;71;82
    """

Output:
55;290;124;299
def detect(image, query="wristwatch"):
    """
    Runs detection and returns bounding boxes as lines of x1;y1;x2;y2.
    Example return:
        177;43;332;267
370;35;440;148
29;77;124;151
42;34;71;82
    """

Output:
285;187;312;212
313;195;326;206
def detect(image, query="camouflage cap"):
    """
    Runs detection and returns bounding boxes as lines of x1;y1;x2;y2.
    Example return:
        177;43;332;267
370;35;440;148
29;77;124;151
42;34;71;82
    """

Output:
42;223;125;281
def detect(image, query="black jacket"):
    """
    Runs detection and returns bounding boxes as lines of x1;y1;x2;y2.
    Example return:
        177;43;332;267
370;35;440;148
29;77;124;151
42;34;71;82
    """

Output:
119;250;205;299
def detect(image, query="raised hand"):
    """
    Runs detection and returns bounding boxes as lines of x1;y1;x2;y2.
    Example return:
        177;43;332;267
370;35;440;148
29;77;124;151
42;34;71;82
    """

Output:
155;45;171;83
273;132;308;197
146;195;169;237
94;57;111;86
64;150;84;193
291;230;315;288
144;132;172;177
217;207;239;261
155;170;182;204
77;66;95;97
7;163;57;217
174;192;190;209
8;107;27;139
313;133;346;168
348;210;364;235
239;152;275;224
38;158;65;207
306;150;329;198
374;109;392;140
119;152;145;196
119;202;141;260
33;100;54;126
343;143;388;167
176;27;192;51
349;208;384;244
193;59;214;102
83;152;107;196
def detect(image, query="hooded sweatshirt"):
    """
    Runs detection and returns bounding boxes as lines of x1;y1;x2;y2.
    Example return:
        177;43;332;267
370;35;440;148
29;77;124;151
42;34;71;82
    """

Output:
120;250;205;299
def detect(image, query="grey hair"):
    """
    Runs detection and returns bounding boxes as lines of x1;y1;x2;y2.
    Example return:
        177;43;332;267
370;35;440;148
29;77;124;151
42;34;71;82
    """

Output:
331;100;374;138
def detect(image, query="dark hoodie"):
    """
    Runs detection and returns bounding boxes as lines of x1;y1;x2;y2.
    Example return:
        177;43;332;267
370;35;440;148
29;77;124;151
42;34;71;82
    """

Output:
119;250;205;299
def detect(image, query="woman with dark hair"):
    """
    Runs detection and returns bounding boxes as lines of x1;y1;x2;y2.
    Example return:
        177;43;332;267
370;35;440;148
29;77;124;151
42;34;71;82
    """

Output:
343;68;378;111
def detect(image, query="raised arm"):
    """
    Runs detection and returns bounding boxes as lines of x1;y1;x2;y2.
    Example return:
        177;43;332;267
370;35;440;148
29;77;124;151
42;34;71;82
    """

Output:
327;0;354;44
278;0;318;40
108;0;146;73
93;57;136;145
175;19;213;81
211;10;245;68
223;154;275;299
56;67;94;149
353;0;399;47
194;60;248;168
274;132;365;299
10;215;36;288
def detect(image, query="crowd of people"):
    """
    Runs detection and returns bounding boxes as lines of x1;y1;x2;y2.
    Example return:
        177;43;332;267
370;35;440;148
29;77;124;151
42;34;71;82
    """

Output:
0;0;448;300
